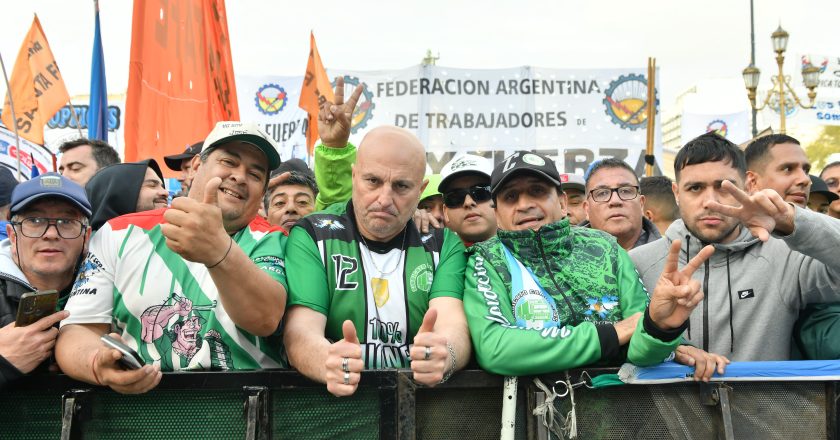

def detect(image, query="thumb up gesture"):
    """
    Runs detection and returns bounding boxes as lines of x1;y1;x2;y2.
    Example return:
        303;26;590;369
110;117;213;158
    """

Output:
410;308;450;386
162;177;231;265
326;320;363;397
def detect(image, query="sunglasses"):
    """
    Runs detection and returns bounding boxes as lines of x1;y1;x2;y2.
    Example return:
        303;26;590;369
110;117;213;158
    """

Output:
443;185;492;208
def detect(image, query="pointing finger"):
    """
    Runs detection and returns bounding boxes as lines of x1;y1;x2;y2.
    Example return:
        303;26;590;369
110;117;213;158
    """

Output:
681;245;714;278
663;239;683;275
334;76;345;106
719;179;752;204
344;84;365;116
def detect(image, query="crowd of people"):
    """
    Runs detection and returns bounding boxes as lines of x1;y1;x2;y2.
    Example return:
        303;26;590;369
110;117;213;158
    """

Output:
0;79;838;396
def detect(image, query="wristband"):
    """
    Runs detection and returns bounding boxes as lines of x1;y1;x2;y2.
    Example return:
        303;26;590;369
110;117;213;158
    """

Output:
207;236;233;269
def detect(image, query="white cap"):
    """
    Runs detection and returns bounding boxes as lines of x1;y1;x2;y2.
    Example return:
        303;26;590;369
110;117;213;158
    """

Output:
438;154;493;193
203;121;281;170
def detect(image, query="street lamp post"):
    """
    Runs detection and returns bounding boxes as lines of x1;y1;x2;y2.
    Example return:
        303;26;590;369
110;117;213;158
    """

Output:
742;25;821;135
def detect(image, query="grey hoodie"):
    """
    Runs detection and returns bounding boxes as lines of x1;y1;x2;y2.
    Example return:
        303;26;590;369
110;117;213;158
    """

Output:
629;207;840;361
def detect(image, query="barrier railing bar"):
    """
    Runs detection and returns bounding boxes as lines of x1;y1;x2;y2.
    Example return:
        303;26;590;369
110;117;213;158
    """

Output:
59;389;91;440
243;386;270;440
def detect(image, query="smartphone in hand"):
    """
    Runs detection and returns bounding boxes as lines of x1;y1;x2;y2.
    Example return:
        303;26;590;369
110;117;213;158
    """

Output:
15;290;59;327
100;334;145;370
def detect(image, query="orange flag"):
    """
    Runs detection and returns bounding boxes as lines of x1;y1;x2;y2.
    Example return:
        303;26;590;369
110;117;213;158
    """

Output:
124;0;239;174
1;15;72;145
299;32;335;155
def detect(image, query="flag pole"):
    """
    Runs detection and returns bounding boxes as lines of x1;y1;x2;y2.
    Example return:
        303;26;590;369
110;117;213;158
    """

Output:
645;57;656;177
0;52;24;180
67;100;85;139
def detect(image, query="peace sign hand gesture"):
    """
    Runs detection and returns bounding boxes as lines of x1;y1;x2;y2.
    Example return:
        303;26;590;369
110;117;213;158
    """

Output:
318;76;365;148
649;240;715;330
704;180;796;241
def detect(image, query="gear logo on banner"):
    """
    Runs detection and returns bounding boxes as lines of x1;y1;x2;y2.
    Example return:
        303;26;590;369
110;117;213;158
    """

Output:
706;119;728;138
332;76;375;134
602;73;657;131
255;84;288;115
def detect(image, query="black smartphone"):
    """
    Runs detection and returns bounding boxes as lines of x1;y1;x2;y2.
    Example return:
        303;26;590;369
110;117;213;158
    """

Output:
100;334;145;370
15;290;59;327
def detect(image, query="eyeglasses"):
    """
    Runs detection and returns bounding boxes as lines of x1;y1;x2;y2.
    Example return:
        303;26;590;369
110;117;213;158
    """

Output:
588;185;640;203
11;217;86;239
443;185;492;208
826;178;839;190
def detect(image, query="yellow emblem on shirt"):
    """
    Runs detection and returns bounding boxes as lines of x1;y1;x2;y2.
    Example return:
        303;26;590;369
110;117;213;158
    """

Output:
372;277;390;307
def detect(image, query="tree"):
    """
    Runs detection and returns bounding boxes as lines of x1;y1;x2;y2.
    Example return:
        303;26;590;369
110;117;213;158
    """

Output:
805;126;840;170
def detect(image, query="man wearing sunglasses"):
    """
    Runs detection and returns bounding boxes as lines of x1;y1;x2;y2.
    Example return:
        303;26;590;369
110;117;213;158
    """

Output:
820;162;840;219
463;151;710;375
0;173;91;387
580;158;660;250
438;154;496;246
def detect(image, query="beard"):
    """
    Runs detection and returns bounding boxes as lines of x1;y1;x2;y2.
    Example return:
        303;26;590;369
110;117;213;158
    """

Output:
684;217;741;244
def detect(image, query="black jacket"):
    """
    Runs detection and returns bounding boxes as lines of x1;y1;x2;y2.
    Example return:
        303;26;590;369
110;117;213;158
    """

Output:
0;242;38;388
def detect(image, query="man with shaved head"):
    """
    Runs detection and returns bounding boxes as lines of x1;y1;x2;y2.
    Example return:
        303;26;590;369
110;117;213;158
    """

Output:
284;79;470;397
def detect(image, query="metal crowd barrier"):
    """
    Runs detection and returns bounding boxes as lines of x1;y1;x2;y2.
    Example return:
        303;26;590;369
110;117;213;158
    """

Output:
0;368;836;439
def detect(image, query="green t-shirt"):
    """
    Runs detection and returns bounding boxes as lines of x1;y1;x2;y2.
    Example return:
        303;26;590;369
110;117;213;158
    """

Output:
62;209;288;371
286;201;466;368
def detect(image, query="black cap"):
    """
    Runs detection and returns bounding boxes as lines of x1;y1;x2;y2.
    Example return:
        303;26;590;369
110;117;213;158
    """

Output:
271;158;313;178
164;142;203;171
810;175;839;202
490;151;561;196
0;167;19;207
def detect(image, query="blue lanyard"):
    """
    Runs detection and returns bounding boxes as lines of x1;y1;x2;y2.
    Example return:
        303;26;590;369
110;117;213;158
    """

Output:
501;244;561;329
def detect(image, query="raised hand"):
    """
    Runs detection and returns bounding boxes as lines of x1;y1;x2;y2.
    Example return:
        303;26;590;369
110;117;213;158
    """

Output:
705;180;796;241
318;76;365;148
410;308;450;386
162;177;230;264
649;240;715;330
325;320;363;397
413;208;442;234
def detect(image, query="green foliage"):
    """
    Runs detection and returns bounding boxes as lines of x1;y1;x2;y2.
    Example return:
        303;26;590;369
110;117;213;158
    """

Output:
806;126;840;170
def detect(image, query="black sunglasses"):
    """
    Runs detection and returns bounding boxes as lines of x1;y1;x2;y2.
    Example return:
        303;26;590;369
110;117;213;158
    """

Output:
443;185;492;208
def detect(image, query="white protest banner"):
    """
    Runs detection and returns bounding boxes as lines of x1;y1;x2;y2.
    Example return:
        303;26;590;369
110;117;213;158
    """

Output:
238;65;662;175
237;75;310;163
0;125;54;179
681;110;751;144
801;54;840;93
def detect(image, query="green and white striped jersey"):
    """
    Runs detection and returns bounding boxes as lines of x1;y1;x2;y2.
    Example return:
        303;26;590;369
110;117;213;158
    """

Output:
62;209;288;371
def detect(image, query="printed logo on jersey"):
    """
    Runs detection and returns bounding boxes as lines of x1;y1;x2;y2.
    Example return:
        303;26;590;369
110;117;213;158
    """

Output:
71;252;104;295
584;295;619;319
738;289;755;299
139;293;232;370
512;288;560;330
315;218;345;230
253;255;284;275
409;263;434;294
331;254;359;290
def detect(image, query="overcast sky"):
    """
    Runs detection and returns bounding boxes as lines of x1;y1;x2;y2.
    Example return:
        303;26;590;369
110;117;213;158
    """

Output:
1;0;839;115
